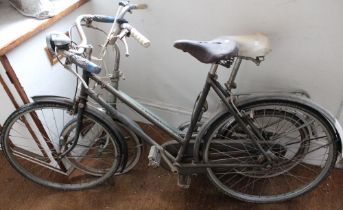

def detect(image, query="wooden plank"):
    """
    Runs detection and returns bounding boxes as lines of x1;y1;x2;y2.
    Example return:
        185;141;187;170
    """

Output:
0;0;88;56
0;55;30;104
0;70;20;109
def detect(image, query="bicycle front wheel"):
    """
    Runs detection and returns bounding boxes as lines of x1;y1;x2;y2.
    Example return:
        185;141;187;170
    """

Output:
0;101;122;190
114;122;142;174
203;100;337;203
60;119;142;175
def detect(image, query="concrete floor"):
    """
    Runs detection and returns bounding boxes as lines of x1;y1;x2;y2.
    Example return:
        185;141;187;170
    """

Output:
0;125;342;210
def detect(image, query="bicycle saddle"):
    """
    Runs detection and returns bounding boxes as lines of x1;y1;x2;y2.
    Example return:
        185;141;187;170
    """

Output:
217;33;271;58
174;39;238;64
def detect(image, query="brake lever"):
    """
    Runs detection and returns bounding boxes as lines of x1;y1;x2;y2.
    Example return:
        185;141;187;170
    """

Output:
121;37;130;57
117;29;130;57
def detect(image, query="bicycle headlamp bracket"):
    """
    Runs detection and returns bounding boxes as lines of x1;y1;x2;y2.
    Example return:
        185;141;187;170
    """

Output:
46;32;71;54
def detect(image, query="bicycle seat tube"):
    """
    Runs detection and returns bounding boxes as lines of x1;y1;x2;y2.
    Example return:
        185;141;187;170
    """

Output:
209;60;273;162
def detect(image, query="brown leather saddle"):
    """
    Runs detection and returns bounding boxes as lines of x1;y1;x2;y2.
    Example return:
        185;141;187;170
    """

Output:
174;39;238;64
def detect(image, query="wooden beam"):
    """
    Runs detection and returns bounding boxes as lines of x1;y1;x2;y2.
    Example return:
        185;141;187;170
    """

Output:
0;0;88;56
0;55;30;104
0;71;20;109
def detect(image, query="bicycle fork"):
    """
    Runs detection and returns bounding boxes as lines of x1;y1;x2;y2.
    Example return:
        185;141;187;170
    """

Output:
58;72;89;159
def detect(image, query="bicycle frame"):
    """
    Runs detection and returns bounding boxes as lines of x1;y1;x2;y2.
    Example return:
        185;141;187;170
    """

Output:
72;60;267;173
62;1;273;173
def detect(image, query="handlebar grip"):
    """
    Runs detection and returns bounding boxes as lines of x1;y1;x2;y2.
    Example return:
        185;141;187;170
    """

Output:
66;52;101;74
92;15;115;23
130;27;151;48
134;4;148;9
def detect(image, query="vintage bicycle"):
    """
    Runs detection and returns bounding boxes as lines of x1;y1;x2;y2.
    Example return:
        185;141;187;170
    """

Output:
1;1;343;203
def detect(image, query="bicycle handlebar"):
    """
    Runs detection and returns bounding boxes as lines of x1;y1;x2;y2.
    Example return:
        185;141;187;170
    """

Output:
74;2;149;53
122;23;151;47
92;15;115;23
132;4;148;10
75;15;89;52
64;51;102;74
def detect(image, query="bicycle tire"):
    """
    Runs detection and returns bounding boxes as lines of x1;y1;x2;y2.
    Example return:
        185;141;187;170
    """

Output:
203;100;337;203
115;122;142;174
0;101;123;190
60;118;142;175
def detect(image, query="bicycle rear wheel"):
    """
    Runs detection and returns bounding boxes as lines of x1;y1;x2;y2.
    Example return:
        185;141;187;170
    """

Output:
203;100;337;203
0;101;122;190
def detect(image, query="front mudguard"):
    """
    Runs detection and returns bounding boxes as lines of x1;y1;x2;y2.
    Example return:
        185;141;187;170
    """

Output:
193;94;343;162
31;95;128;172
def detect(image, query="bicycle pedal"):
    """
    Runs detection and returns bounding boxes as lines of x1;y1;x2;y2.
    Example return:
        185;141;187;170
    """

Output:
177;174;191;189
148;146;161;168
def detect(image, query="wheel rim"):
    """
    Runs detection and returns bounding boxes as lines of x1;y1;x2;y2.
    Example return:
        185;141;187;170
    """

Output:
115;123;142;174
2;103;120;189
204;103;335;202
60;118;116;176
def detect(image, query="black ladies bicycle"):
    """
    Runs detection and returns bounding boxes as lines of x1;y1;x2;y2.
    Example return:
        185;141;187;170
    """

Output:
1;1;342;203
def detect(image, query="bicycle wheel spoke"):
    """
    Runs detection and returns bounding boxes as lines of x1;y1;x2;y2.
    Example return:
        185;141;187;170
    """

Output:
271;120;315;141
204;102;336;202
2;103;121;190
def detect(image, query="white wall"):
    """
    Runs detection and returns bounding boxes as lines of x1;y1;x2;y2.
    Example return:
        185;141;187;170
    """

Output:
6;2;98;100
88;0;343;127
6;0;343;128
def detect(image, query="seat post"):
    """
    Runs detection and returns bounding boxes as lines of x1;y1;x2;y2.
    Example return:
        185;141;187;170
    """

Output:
225;58;242;91
209;64;219;75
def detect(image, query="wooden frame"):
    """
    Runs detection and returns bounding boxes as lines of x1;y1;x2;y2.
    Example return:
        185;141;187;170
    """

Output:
0;55;31;105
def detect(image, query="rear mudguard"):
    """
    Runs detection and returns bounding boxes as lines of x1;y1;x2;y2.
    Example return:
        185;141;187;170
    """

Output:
193;94;343;162
31;95;128;172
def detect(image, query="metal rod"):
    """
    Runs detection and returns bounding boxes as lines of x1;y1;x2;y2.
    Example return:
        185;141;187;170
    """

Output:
209;77;272;162
91;74;183;142
209;64;219;75
161;152;178;173
60;72;90;158
85;86;179;172
175;73;212;162
86;87;162;147
110;43;121;108
225;58;242;91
